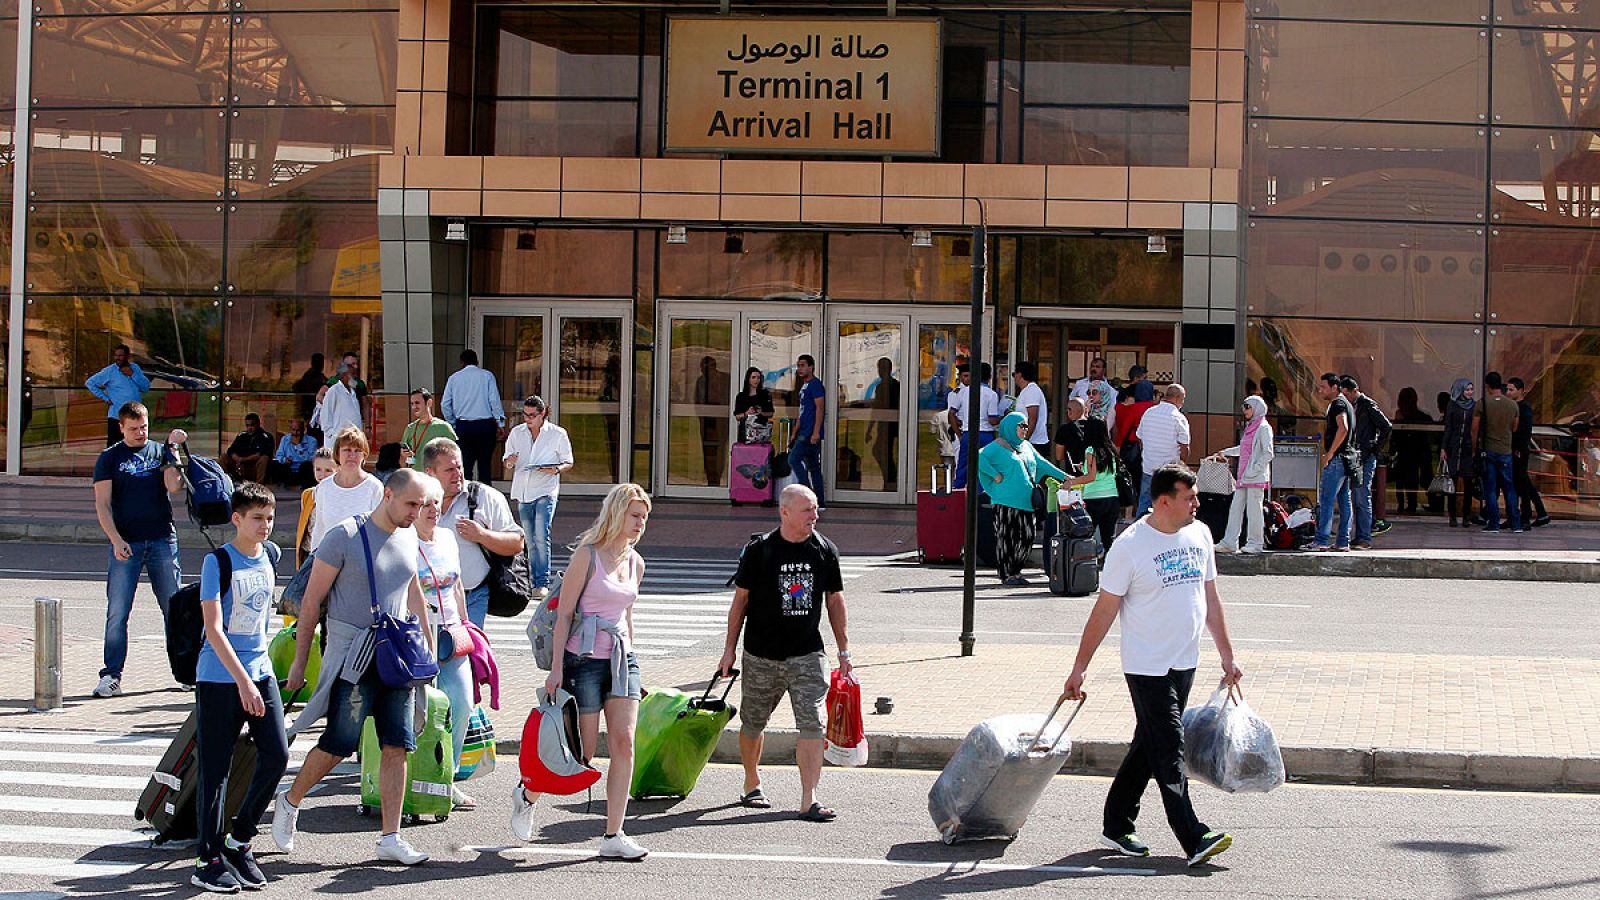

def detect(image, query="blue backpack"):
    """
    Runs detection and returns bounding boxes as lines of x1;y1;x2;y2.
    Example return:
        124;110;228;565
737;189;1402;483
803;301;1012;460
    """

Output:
179;447;234;528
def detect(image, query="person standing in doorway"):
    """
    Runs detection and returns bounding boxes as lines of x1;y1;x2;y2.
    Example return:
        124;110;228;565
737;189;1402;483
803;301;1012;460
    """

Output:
1313;373;1358;551
1507;377;1550;528
1441;379;1478;527
1389;387;1434;516
1478;372;1522;534
695;355;730;486
1114;386;1156;518
1062;463;1241;868
1012;360;1052;456
1127;364;1157;404
442;349;506;484
313;355;365;439
945;363;999;490
503;396;574;601
1340;376;1392;550
788;354;826;506
1134;384;1190;516
91;402;186;697
87;344;151;448
733;366;776;445
423;437;524;626
717;484;851;822
868;357;900;492
1071;356;1117;433
401;388;457;471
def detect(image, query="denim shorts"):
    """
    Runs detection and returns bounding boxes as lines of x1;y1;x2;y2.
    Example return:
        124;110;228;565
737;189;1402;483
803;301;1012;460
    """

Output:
563;650;641;714
317;666;416;757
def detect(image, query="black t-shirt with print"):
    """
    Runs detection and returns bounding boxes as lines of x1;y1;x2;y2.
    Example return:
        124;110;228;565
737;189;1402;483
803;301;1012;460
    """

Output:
734;529;844;661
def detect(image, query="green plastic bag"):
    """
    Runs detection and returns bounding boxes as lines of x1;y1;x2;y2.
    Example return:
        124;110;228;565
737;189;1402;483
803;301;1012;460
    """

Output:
267;623;321;705
630;674;738;800
359;686;454;821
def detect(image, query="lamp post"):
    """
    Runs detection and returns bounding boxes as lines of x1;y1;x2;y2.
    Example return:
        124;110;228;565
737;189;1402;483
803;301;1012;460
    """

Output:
960;199;987;657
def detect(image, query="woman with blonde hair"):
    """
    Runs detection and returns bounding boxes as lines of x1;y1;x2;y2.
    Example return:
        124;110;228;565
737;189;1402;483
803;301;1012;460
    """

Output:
510;483;652;861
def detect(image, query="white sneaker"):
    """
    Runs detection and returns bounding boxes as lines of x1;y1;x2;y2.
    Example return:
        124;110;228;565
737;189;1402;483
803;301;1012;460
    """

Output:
1215;543;1238;554
375;833;428;866
1241;545;1264;555
270;792;298;853
93;675;122;698
531;586;550;602
509;786;538;842
597;831;648;861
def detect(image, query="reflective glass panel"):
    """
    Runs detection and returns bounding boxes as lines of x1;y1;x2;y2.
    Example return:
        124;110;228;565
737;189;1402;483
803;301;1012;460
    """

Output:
748;318;815;435
1486;325;1600;424
1020;107;1188;166
559;316;625;484
1250;20;1486;123
223;296;382;392
1493;1;1600;29
484;9;642;98
1247;219;1485;321
942;104;998;164
659;232;824;300
1491;29;1600;128
22;387;220;476
1246;317;1483;429
1011;236;1183;307
234;14;398;107
945;14;1007;104
1489;226;1600;326
915;322;970;489
1022;13;1189;106
664;318;733;488
828;233;973;303
481;312;545;482
1254;1;1489;23
1490;127;1600;224
26;202;225;294
29;108;226;201
834;321;904;494
229;107;393;201
1248;119;1488;222
26;294;220;395
480;99;639;157
227;203;379;295
32;15;230;107
472;228;634;297
0;19;16;108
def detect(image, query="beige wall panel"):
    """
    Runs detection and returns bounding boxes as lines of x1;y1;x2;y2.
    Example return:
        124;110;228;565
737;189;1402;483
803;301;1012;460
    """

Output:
640;193;723;221
1212;169;1241;204
422;41;451;92
881;197;965;225
398;41;423;91
429;190;482;216
562;192;642;219
406;155;481;190
378;154;404;190
883;163;964;197
1218;2;1246;51
977;199;1045;227
423;0;451;41
399;0;425;40
1045;200;1128;229
1046;165;1130;201
1190;50;1218;101
484;157;562;191
801;161;883;197
801;196;883;224
561;158;642;192
1216;51;1246;103
1193;2;1220;51
395;92;422;154
483;191;561;218
1128;202;1184;229
419;93;448;155
1130;167;1211;202
721;194;802;221
964;164;1046;199
1214;103;1244;169
641;159;722;194
721;160;802;195
1188;101;1218;168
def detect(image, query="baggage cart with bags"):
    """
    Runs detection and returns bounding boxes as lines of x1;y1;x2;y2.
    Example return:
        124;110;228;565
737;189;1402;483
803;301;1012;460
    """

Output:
916;464;965;564
630;668;740;799
357;685;453;823
730;442;775;505
928;696;1084;844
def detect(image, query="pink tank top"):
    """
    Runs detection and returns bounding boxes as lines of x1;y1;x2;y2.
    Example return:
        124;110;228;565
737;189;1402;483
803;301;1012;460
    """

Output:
564;548;640;659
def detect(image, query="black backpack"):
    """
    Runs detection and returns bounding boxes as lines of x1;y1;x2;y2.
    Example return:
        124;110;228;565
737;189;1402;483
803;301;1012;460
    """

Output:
165;548;232;686
467;482;532;618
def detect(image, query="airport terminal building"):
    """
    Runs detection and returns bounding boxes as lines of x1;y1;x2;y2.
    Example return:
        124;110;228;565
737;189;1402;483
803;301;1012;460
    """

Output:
4;1;1598;516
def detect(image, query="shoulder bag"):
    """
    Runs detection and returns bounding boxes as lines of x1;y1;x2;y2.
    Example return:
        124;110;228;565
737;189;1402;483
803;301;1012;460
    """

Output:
359;516;439;689
467;482;533;618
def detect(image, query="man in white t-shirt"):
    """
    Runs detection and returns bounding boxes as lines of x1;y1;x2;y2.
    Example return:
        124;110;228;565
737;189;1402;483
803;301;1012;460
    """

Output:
1062;463;1242;868
1011;360;1051;451
1134;383;1191;516
1069;356;1117;435
421;438;524;627
946;363;1000;490
501;395;574;600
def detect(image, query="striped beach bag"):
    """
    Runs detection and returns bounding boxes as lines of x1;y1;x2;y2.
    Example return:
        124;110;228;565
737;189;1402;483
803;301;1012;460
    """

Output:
455;706;497;781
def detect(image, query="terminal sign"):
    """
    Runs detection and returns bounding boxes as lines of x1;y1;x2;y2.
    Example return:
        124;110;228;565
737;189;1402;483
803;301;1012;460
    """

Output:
665;17;942;156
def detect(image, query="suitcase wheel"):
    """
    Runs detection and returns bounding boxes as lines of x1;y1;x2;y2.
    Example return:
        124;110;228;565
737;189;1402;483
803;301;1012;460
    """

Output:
916;547;925;563
356;804;371;817
402;813;418;827
435;813;449;823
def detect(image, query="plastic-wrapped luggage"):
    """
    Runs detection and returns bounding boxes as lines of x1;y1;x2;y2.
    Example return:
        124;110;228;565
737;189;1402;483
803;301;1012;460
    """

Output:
928;697;1083;844
1181;684;1286;793
630;670;739;799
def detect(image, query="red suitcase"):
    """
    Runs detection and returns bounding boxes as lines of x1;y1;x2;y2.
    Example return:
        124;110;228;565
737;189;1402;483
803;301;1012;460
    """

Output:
918;464;966;563
730;442;774;505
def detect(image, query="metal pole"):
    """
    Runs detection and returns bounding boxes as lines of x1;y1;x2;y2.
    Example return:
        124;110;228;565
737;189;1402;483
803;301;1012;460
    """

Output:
960;202;987;657
33;597;63;712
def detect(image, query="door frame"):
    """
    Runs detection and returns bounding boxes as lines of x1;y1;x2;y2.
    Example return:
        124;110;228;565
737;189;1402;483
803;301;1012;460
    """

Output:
1009;305;1183;382
652;299;823;499
468;298;634;495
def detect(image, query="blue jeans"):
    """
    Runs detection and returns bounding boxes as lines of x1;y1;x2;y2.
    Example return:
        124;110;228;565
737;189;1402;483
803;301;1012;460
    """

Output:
518;496;557;588
1136;472;1154;517
464;583;490;629
317;666;415;757
1315;459;1353;548
1482;451;1520;531
953;431;996;491
1352;454;1378;544
435;653;473;772
102;534;181;679
789;436;824;501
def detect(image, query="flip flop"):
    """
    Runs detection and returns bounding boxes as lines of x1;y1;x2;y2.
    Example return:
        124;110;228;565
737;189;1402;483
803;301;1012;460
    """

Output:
738;788;772;809
798;802;837;823
451;790;478;812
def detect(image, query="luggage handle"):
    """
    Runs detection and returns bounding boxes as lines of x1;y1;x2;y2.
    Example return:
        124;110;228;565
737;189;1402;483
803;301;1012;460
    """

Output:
1028;694;1086;754
930;463;952;496
696;667;740;707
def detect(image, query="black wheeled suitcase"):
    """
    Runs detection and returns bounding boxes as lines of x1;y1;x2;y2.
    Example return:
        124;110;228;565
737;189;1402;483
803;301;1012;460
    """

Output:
1197;492;1232;543
135;707;261;844
1048;534;1100;597
971;494;998;568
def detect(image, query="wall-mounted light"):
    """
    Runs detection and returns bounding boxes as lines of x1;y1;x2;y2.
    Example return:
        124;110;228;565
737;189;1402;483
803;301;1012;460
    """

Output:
911;228;934;248
723;231;744;254
516;228;537;251
666;224;688;244
444;219;467;242
1146;233;1168;254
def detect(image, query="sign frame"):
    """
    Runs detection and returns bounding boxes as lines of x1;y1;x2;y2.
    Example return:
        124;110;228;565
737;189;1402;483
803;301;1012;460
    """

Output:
663;15;944;158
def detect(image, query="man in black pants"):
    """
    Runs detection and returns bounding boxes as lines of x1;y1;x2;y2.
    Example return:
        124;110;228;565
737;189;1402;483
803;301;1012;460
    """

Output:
1507;377;1550;528
1063;464;1242;867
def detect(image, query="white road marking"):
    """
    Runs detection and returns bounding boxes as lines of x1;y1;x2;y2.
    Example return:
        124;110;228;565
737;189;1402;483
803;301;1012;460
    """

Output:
0;731;171;748
1225;601;1312;609
0;854;144;878
0;750;165;768
0;795;132;817
0;825;152;848
0;771;146;791
472;845;1157;877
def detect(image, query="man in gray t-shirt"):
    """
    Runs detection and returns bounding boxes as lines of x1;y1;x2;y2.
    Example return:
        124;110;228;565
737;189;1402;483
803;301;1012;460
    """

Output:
277;468;434;866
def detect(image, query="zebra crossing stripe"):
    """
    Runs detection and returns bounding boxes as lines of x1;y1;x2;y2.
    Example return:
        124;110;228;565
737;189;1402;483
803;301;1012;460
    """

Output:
0;854;143;878
0;731;170;749
0;750;165;769
0;795;131;817
0;771;146;791
0;825;151;848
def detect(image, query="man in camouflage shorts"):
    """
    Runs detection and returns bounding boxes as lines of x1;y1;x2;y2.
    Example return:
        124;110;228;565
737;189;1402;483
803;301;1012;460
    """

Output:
719;484;853;823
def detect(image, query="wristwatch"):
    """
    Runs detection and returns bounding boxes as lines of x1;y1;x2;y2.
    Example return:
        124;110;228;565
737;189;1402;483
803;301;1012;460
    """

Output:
837;650;852;660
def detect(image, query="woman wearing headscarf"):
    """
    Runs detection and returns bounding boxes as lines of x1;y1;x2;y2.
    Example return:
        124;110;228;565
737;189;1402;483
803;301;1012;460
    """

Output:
1441;377;1478;527
979;410;1070;586
1212;395;1274;554
1390;387;1435;515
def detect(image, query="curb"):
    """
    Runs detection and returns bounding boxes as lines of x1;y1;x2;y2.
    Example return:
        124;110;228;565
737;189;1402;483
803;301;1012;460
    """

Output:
705;730;1600;793
1214;552;1600;582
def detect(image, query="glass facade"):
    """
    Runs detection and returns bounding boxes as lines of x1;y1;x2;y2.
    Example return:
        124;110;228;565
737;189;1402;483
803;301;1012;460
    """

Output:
13;2;396;474
1246;2;1600;517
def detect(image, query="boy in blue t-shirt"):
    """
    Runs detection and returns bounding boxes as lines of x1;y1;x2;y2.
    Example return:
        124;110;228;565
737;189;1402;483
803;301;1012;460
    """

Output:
192;482;289;893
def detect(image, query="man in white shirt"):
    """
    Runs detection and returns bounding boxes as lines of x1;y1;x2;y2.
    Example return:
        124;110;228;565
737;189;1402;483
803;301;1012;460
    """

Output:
1011;360;1051;452
312;359;364;439
501;395;574;599
441;349;506;484
1062;463;1241;868
421;438;524;626
1070;356;1117;435
946;363;1000;490
1134;384;1191;516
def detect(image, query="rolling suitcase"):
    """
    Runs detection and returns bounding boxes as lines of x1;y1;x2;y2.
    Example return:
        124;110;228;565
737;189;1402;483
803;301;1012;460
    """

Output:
928;697;1084;844
135;707;262;844
357;686;453;823
1048;534;1100;597
917;464;965;564
971;494;998;568
630;669;740;799
730;442;774;505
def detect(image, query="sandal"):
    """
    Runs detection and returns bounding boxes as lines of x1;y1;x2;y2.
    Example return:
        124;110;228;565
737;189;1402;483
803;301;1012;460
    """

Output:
798;802;837;823
451;788;478;811
738;788;772;809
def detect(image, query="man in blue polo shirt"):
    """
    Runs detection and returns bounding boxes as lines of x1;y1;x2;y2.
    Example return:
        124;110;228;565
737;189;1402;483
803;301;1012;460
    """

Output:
788;354;826;507
86;344;151;448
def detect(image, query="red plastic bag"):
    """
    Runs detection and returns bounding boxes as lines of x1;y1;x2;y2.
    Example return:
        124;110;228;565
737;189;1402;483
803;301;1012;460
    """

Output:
823;669;868;767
